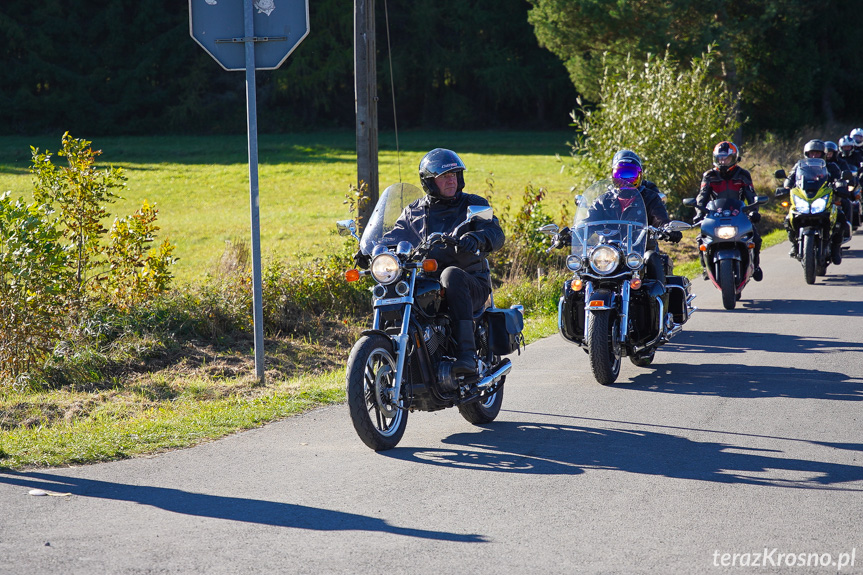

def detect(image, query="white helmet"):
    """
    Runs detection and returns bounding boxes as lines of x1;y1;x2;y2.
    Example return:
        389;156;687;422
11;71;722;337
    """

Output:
850;128;863;147
839;136;855;152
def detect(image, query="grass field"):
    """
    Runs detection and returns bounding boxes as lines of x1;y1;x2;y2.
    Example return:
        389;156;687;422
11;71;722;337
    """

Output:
0;130;577;282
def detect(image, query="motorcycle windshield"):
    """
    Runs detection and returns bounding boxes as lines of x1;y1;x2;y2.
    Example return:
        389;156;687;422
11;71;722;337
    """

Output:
571;179;649;259
358;183;425;255
794;158;829;195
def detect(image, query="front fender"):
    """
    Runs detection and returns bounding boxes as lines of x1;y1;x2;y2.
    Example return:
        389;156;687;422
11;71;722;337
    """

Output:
585;288;616;311
713;247;743;262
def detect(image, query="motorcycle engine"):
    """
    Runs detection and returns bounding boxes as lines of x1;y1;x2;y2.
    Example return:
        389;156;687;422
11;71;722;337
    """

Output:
423;324;448;358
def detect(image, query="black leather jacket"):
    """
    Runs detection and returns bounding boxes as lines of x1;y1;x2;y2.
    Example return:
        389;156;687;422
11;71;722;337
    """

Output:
383;191;505;281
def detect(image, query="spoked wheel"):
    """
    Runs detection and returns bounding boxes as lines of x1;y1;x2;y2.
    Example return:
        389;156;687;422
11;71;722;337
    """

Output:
458;379;505;424
719;259;737;310
587;310;621;385
346;334;407;451
802;234;816;285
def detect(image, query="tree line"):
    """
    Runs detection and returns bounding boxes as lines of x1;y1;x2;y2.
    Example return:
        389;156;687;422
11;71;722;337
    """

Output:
0;0;861;137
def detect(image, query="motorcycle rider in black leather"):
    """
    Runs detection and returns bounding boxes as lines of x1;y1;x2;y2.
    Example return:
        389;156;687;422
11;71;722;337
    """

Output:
838;135;863;175
552;149;682;289
783;139;849;264
357;148;504;377
694;141;763;281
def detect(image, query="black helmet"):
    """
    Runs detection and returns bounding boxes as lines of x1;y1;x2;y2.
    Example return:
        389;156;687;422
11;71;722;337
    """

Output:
803;139;825;158
611;149;643;170
824;140;838;161
419;148;466;198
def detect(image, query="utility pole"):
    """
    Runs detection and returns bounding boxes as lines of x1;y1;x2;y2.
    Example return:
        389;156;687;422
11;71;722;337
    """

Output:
354;0;378;229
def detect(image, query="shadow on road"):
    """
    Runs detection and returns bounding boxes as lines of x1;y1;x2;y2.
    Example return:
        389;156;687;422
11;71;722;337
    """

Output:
621;363;863;401
383;421;863;490
694;298;863;316
664;329;863;356
0;471;486;542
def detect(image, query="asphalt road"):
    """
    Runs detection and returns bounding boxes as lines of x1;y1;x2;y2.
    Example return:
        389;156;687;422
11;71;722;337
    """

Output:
2;237;863;574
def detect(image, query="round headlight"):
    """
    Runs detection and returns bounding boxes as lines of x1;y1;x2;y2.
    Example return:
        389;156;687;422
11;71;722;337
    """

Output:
565;255;582;272
370;253;401;285
716;226;738;240
590;245;620;274
625;253;643;269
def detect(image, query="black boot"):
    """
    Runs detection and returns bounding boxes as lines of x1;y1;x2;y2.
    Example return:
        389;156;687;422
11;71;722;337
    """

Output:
452;320;478;376
752;251;763;281
832;239;843;265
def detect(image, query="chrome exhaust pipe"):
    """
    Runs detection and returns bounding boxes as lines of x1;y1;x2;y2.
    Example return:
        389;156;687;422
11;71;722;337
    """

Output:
477;358;513;390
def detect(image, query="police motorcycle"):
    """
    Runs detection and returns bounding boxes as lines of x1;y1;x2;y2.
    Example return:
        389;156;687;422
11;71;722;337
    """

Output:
773;159;850;284
540;180;694;385
337;183;524;451
682;195;768;310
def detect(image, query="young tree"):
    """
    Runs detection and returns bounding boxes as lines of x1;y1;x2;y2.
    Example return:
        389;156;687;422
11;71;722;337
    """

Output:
570;50;740;214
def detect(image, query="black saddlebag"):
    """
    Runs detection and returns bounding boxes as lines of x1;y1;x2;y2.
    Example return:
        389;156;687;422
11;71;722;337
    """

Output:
665;275;691;324
486;307;525;356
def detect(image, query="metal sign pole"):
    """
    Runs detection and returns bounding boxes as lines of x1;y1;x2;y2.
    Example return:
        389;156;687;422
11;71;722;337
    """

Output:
244;0;265;382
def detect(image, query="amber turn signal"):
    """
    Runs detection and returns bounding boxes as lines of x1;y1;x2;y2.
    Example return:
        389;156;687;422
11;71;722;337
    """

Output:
630;277;642;290
345;269;360;282
571;279;584;291
699;244;707;252
422;259;438;272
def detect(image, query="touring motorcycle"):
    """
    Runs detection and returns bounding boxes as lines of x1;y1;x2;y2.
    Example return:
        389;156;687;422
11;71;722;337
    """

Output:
337;183;524;451
682;195;767;310
540;179;694;385
774;158;849;284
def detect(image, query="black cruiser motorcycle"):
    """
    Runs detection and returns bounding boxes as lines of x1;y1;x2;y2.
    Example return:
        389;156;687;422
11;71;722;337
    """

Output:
682;195;767;310
337;183;524;451
540;180;695;385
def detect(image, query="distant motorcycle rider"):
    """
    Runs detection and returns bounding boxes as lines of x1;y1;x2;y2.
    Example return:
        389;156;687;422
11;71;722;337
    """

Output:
782;140;849;263
838;135;863;173
694;141;763;281
355;148;504;377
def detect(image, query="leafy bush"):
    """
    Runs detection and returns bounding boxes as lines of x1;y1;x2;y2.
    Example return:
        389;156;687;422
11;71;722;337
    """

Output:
569;48;740;216
485;177;569;280
1;134;177;384
0;193;71;378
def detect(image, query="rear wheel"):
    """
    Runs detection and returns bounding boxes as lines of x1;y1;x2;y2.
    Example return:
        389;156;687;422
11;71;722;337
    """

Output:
719;259;737;310
587;310;621;385
803;234;816;284
346;334;407;451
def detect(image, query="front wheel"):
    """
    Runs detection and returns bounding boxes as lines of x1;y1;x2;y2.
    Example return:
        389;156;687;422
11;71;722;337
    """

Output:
802;234;816;284
718;259;737;310
458;380;505;424
587;310;621;385
346;334;407;451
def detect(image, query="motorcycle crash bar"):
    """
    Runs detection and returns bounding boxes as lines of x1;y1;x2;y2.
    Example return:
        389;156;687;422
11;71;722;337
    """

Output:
477;358;513;390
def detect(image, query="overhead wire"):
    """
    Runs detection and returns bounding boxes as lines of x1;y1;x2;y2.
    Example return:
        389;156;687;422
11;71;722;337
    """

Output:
383;0;401;182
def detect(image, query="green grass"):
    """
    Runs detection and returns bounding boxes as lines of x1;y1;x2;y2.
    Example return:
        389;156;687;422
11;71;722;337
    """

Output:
0;131;575;283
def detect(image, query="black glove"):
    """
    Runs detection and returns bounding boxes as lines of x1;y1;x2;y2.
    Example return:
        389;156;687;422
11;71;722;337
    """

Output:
353;250;370;270
748;211;761;223
666;230;683;243
457;233;481;255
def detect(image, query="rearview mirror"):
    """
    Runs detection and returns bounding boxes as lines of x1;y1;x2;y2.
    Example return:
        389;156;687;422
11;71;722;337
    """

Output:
773;169;787;180
681;198;696;207
336;219;359;240
466;205;493;222
538;223;559;236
